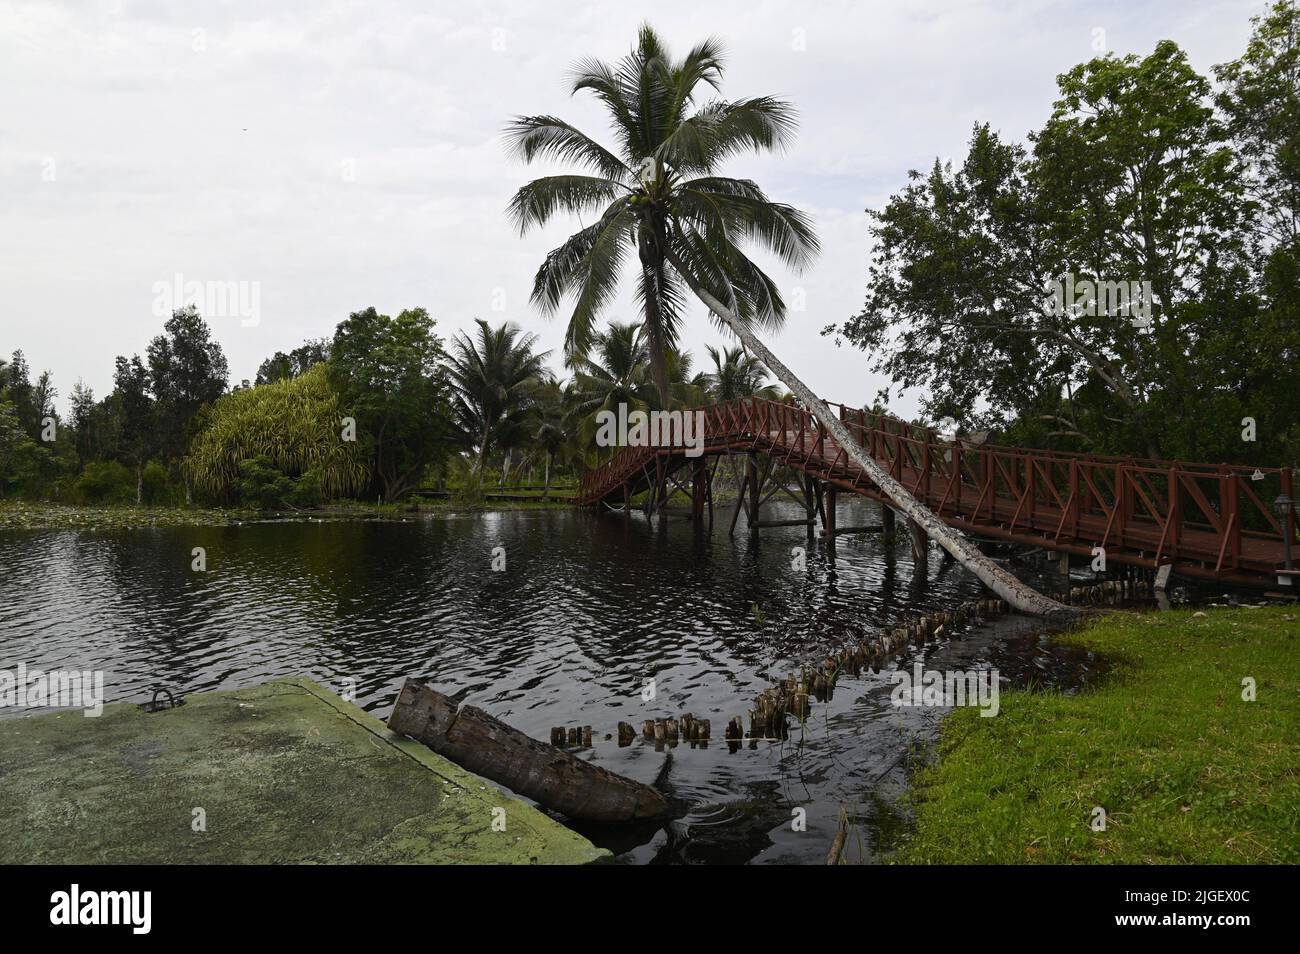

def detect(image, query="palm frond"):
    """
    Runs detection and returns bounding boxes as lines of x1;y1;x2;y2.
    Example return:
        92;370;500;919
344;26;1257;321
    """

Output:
503;115;630;180
507;175;626;234
657;96;798;173
529;200;633;315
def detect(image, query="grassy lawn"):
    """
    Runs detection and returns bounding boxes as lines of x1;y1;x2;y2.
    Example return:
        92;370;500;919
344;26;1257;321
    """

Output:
897;605;1300;864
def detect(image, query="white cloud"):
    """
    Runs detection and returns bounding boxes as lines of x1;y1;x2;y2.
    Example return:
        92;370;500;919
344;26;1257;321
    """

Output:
0;0;1262;416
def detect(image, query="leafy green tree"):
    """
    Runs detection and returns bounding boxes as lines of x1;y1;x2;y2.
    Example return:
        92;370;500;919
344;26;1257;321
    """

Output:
329;306;453;500
1216;0;1300;249
110;355;154;503
506;24;819;407
68;379;98;465
235;456;296;510
0;350;36;435
0;400;41;497
445;319;551;480
1211;0;1300;466
835;40;1249;460
147;306;229;488
72;460;136;504
255;338;331;386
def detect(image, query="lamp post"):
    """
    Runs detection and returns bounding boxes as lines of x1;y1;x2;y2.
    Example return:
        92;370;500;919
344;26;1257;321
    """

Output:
1275;493;1294;585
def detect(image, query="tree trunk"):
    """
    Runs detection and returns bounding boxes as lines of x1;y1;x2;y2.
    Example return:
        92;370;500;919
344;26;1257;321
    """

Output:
387;679;672;823
135;462;143;506
543;452;551;499
663;249;1075;619
641;260;673;409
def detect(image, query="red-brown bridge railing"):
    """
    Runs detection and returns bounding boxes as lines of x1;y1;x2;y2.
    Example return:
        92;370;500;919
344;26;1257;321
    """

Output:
578;397;1296;586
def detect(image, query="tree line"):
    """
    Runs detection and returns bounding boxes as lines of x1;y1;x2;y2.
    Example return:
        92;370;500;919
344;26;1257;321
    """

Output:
832;1;1299;467
0;307;780;508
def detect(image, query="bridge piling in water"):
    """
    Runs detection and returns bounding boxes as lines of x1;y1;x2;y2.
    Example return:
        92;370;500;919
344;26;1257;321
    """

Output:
907;516;928;563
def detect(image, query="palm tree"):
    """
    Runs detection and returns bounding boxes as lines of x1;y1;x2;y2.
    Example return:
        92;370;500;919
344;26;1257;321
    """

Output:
703;344;779;402
445;319;551;481
531;379;579;496
506;24;818;408
508;26;1071;617
570;321;658;421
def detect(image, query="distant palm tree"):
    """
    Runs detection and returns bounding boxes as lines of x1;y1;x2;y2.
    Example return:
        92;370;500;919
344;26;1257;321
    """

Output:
665;346;709;408
445;319;551;479
570;321;658;421
531;379;579;496
703;344;779;402
506;24;819;408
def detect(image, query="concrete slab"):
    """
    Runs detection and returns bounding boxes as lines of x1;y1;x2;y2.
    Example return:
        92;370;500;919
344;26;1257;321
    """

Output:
0;677;608;864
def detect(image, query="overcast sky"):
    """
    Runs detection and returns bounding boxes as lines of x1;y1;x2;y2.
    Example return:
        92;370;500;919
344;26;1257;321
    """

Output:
0;0;1264;417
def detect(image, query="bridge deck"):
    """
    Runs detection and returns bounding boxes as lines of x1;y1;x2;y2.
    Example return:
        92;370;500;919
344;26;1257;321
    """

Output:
578;397;1296;588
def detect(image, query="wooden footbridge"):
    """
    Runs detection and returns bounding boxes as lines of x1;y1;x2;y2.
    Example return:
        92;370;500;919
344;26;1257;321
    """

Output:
577;396;1297;588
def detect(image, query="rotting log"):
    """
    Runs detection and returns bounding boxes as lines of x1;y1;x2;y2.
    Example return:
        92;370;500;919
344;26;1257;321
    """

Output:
387;680;672;824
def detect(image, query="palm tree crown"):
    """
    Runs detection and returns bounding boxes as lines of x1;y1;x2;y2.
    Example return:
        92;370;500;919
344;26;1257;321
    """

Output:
703;344;780;402
445;319;551;476
506;23;820;407
570;321;657;420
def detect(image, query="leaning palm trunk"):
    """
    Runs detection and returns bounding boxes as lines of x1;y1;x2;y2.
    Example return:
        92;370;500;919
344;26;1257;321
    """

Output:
665;251;1075;619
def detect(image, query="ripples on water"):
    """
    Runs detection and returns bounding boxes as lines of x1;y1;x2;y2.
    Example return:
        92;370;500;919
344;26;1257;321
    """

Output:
0;498;1107;864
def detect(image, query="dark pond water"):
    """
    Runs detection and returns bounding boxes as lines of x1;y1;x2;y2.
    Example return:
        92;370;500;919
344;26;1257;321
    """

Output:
0;498;1109;864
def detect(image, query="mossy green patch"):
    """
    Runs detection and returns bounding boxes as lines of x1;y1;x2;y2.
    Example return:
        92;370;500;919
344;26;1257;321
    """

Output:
0;677;607;864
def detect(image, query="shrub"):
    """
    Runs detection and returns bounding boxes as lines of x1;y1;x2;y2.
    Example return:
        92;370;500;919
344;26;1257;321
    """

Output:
235;456;295;510
184;363;368;503
140;460;179;506
73;460;135;504
288;468;324;508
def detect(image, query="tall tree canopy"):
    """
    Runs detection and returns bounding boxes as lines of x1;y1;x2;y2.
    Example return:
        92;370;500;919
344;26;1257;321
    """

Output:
147;305;229;466
329;306;454;500
506;23;819;407
833;21;1297;466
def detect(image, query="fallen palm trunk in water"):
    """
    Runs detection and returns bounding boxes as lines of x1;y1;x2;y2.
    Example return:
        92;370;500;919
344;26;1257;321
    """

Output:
387;679;672;823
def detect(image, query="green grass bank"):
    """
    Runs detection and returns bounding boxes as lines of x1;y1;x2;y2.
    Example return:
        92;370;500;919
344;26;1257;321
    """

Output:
898;606;1299;864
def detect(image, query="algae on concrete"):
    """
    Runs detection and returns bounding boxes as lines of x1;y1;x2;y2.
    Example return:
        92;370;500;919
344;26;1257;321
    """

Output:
0;677;608;864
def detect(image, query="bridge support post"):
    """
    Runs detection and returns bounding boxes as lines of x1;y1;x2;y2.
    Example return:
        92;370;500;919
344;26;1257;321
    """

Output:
656;456;669;523
746;453;760;534
803;473;816;533
907;516;927;562
824;482;837;536
691;458;707;520
881;505;896;541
